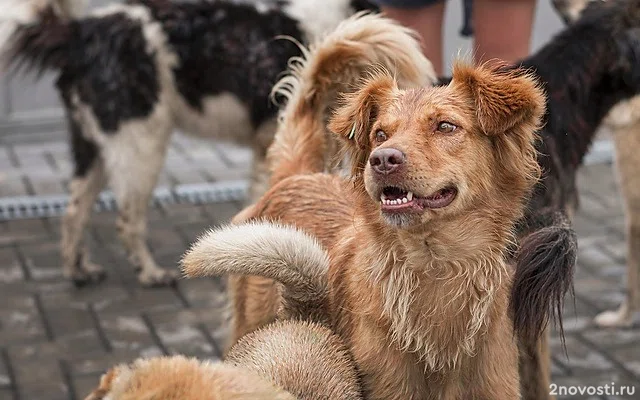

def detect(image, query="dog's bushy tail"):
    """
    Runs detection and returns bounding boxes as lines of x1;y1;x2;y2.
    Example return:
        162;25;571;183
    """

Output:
510;210;576;347
0;0;84;73
268;12;435;185
182;222;331;324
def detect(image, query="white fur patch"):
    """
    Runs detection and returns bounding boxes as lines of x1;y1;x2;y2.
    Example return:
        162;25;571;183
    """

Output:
173;93;254;145
284;0;355;41
604;96;640;129
183;222;330;295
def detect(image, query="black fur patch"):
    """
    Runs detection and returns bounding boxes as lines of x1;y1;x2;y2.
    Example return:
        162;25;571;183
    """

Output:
68;116;99;177
349;0;379;12
511;210;576;346
58;81;98;177
520;0;640;212
11;10;160;134
8;7;72;75
436;0;640;347
505;0;640;343
146;1;304;128
69;13;160;133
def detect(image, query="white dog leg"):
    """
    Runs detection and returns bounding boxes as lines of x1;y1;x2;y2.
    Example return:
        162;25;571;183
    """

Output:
61;160;107;286
595;122;640;327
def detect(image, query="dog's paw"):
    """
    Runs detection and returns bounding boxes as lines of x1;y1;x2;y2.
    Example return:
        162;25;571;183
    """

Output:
138;268;178;288
594;302;637;328
71;263;107;288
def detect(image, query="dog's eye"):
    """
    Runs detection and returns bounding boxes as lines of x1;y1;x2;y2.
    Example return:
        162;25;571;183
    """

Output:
375;130;388;142
437;122;457;134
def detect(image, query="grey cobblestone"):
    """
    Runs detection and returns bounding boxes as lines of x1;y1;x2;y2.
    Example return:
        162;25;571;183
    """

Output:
0;248;24;284
0;137;253;198
20;241;63;281
0;295;47;345
0;352;10;389
148;309;219;358
13;359;69;400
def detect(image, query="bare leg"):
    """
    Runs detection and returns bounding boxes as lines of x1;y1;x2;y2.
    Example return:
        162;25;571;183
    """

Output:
61;160;108;286
472;0;537;65
379;1;446;75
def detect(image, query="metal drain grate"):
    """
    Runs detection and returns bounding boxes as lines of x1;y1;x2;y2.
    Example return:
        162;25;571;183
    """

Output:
0;180;249;221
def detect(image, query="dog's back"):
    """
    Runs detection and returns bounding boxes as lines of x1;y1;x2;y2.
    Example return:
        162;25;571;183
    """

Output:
84;355;295;400
227;320;363;400
84;319;363;400
1;0;378;135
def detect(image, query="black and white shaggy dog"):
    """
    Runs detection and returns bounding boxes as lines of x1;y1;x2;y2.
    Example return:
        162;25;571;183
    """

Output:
0;0;380;287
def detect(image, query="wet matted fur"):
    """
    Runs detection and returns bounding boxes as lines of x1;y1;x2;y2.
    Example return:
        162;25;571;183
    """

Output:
480;0;640;397
0;0;377;287
551;0;640;329
227;12;436;343
183;26;547;397
84;319;362;400
513;0;640;333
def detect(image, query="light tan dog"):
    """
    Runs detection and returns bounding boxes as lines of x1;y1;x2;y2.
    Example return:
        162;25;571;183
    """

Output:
183;43;546;399
84;319;363;400
84;356;294;400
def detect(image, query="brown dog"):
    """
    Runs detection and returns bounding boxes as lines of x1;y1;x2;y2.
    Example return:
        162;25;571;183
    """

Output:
183;51;546;399
222;12;435;345
84;319;362;400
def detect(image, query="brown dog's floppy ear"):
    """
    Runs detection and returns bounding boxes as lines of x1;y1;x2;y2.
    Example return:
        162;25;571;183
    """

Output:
451;62;545;135
328;73;396;176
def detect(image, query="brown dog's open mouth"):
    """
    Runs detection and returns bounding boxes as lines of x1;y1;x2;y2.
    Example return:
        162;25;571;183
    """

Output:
380;186;457;211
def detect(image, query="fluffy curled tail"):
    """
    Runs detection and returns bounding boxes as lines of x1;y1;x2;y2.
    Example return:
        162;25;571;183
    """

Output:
268;11;435;185
182;222;331;324
0;0;84;72
511;210;576;347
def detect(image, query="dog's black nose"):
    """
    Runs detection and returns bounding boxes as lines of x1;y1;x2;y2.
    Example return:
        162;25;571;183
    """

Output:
369;148;405;174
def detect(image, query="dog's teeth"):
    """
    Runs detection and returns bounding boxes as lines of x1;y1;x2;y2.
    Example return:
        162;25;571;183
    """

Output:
402;198;408;203
381;194;387;202
407;191;413;201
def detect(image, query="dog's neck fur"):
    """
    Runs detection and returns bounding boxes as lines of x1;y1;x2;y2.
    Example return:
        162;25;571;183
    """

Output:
352;194;514;371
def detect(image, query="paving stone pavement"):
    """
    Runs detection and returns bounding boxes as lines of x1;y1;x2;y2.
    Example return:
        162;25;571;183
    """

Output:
0;134;253;198
0;154;639;399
